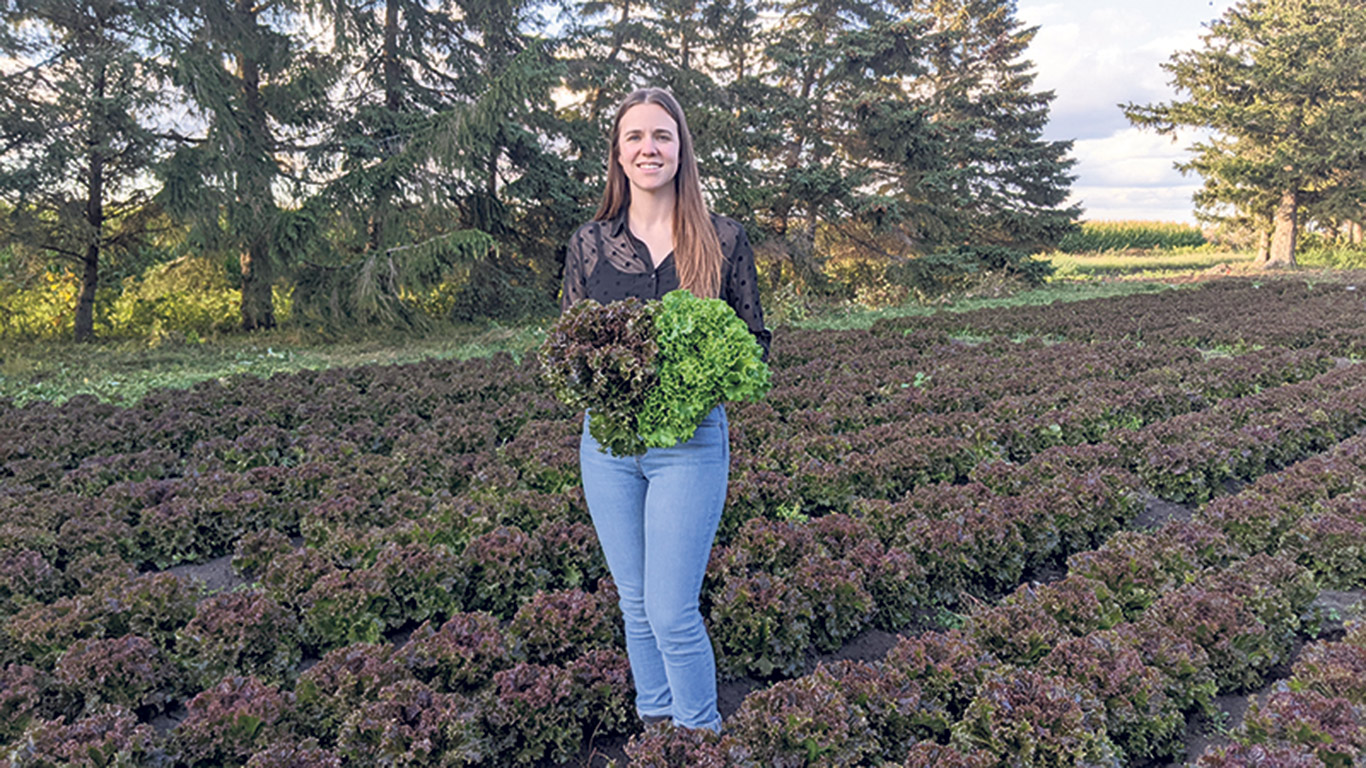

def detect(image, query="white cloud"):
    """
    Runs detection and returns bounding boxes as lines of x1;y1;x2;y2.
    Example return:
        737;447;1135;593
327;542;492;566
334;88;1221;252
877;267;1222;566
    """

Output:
1064;126;1208;222
1069;185;1204;223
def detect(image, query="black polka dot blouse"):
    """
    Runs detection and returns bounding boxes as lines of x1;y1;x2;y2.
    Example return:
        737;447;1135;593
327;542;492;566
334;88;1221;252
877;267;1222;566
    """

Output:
560;210;772;361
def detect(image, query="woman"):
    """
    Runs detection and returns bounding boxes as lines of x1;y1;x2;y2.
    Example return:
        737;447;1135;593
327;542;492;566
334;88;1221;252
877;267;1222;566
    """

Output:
559;88;771;732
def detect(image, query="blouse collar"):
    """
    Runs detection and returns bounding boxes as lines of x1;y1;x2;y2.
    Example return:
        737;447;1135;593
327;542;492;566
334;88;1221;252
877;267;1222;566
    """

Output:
605;209;629;239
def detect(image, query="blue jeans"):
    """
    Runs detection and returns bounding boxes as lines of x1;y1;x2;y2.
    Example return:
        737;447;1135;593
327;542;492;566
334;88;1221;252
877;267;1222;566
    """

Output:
579;405;728;731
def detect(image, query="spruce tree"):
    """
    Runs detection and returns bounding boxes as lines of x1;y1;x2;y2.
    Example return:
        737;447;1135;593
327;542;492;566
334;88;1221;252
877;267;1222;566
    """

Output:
757;0;900;288
436;0;584;316
153;0;338;329
908;0;1079;251
290;0;500;326
1125;0;1366;267
0;0;168;341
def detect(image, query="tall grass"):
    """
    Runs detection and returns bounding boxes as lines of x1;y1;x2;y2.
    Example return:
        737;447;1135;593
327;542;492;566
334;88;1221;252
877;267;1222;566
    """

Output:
1058;220;1207;253
1298;246;1366;270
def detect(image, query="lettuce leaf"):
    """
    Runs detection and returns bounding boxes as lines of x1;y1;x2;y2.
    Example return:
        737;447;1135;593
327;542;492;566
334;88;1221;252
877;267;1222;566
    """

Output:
638;290;770;448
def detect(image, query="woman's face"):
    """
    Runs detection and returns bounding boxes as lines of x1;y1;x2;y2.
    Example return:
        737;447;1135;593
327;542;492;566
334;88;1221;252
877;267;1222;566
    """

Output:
617;103;680;196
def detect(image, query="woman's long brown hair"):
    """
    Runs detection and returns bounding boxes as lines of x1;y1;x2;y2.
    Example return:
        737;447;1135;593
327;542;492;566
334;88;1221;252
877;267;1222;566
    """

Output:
594;88;723;299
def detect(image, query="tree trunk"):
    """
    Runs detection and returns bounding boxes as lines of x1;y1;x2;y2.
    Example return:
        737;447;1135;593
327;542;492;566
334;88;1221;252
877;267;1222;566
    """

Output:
76;242;99;342
587;0;630;127
236;0;276;330
1254;229;1271;265
240;238;275;330
383;0;400;112
75;65;107;343
1265;189;1298;268
367;0;402;255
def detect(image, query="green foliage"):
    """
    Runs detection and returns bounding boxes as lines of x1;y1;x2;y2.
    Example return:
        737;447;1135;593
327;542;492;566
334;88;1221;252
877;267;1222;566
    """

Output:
0;261;293;343
104;257;240;337
292;228;497;329
1059;221;1208;253
888;245;1054;299
0;0;169;341
638;290;771;448
1298;246;1366;270
1123;0;1366;261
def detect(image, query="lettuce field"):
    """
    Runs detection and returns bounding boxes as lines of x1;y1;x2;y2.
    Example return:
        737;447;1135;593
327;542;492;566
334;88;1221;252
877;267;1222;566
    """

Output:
2;278;1366;767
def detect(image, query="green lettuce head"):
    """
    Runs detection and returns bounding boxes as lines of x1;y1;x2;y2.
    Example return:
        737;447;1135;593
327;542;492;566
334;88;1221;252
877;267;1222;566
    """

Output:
539;290;769;456
637;289;770;448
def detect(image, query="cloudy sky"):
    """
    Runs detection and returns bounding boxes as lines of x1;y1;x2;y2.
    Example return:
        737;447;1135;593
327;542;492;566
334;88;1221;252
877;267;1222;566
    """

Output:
1016;0;1238;223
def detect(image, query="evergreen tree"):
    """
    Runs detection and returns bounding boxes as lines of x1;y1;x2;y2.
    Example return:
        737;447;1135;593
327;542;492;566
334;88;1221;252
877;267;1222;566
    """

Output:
1124;0;1366;267
0;0;168;341
435;0;584;316
153;0;338;329
910;0;1079;251
757;0;901;288
290;0;502;326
